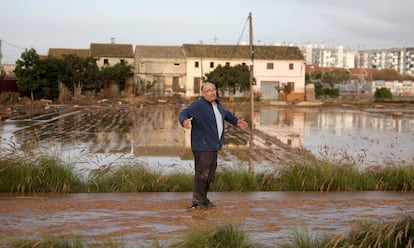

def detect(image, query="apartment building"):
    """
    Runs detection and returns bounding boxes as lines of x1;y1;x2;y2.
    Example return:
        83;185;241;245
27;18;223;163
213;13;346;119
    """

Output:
302;44;356;69
301;44;414;76
357;47;414;75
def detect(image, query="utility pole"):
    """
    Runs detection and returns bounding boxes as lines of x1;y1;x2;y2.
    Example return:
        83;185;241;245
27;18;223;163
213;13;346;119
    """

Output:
0;39;3;65
248;12;254;173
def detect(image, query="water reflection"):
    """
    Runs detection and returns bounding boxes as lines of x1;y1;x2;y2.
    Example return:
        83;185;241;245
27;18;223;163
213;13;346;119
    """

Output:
255;107;414;165
1;105;413;171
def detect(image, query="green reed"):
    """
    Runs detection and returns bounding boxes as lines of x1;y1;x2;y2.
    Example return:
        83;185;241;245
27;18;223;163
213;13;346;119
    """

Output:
87;163;193;192
1;152;413;193
284;215;414;248
277;159;414;191
213;167;261;191
0;154;82;193
170;223;255;248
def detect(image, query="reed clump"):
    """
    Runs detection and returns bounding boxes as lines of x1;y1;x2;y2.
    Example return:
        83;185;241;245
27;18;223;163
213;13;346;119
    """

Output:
170;223;255;248
0;154;82;193
282;215;414;248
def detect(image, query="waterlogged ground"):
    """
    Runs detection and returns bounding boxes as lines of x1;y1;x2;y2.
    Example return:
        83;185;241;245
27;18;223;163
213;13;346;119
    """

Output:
1;192;414;247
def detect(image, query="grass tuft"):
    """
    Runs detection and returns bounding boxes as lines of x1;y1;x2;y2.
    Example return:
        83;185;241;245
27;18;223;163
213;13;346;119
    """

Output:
170;223;255;248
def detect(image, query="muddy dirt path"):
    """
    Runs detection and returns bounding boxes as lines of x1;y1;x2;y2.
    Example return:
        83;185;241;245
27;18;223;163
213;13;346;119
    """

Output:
1;192;413;247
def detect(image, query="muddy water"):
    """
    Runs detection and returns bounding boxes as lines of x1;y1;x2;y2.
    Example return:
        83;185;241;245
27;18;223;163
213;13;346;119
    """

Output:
1;192;413;247
0;104;413;172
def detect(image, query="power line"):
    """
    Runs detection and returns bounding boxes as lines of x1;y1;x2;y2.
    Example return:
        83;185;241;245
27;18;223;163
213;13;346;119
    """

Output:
0;39;26;51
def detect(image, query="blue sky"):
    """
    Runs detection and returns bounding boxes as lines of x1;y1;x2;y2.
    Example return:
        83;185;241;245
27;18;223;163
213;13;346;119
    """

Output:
1;0;413;64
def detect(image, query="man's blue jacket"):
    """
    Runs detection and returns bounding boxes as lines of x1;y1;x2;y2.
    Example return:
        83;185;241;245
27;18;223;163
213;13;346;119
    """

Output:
179;97;239;151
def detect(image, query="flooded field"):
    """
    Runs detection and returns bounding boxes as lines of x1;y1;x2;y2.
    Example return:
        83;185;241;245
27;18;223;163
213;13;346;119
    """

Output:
1;103;413;173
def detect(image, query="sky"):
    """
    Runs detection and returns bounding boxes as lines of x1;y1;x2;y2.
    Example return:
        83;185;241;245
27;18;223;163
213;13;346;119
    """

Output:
1;0;413;64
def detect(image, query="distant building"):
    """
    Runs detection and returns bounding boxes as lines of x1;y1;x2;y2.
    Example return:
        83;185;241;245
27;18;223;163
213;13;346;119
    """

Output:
357;47;414;75
180;44;305;100
135;44;306;101
301;44;356;69
134;45;186;96
301;44;414;76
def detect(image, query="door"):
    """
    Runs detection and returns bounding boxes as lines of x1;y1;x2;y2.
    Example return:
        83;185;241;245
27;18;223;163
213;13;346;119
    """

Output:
261;81;279;100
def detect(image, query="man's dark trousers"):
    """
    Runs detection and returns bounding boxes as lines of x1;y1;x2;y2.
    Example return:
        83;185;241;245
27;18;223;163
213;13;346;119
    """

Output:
192;150;218;205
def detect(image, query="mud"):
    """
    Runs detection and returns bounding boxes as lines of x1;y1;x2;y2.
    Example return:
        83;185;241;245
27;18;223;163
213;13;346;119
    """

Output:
1;192;413;247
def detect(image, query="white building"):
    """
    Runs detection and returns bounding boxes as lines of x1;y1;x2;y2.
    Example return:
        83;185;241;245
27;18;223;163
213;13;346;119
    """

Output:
301;44;356;68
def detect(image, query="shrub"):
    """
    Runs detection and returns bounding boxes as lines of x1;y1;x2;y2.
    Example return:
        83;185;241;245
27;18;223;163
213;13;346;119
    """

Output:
374;87;392;100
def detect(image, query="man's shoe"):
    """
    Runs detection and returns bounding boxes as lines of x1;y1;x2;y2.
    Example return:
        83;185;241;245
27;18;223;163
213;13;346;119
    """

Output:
202;201;216;209
189;203;208;211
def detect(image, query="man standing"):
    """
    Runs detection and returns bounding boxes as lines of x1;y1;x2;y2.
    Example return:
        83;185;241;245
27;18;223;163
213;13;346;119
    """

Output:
179;82;248;210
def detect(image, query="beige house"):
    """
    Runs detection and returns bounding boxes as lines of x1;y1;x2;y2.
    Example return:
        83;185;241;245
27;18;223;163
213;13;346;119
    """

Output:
90;43;134;97
49;44;135;97
134;46;186;95
181;44;305;100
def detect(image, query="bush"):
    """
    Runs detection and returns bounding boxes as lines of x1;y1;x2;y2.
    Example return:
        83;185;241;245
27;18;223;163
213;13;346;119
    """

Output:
374;87;392;100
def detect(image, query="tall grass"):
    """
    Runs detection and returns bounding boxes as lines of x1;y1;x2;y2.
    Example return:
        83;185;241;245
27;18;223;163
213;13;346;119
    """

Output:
170;223;255;248
1;152;413;193
280;227;330;248
284;215;414;248
369;164;414;191
276;158;378;191
0;154;82;193
213;168;261;191
87;163;194;192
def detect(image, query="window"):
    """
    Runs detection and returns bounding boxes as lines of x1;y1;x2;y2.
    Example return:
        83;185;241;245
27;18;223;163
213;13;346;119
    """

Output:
210;62;214;68
225;62;230;67
289;63;294;70
194;78;201;94
195;61;199;68
174;63;180;66
104;59;109;65
267;63;274;69
172;77;180;91
287;82;295;92
119;80;125;91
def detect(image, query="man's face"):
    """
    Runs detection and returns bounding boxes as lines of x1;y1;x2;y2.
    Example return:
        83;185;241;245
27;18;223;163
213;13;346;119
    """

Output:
202;83;217;103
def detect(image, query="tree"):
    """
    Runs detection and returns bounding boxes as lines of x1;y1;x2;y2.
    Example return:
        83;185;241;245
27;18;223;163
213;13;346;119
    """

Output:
274;83;293;102
60;55;102;98
204;63;251;97
14;48;47;100
372;69;400;81
37;57;64;100
101;60;133;92
374;87;392;100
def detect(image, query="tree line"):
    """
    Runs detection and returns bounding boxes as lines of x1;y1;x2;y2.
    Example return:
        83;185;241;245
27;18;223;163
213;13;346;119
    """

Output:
13;48;133;101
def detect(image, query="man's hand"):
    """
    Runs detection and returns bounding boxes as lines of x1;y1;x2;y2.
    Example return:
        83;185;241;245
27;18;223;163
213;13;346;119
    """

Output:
237;119;248;129
183;117;193;129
